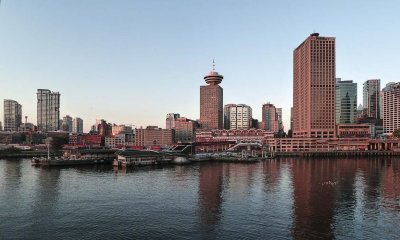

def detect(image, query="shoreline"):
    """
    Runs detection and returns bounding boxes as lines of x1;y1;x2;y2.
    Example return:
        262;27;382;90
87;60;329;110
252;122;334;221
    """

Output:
275;151;400;158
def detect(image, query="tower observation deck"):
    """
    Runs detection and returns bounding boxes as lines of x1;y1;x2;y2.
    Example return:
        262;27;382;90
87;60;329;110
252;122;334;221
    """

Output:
204;60;223;85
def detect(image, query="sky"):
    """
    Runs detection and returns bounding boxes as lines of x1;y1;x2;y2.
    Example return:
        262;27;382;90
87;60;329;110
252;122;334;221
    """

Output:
1;0;400;132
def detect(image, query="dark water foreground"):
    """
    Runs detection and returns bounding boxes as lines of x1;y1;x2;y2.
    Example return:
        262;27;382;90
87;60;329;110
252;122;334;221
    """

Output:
0;158;399;239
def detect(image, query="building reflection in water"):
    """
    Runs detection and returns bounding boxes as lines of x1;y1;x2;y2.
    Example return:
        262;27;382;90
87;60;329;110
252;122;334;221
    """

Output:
0;159;23;199
261;159;283;192
31;167;61;228
197;162;224;236
381;158;400;211
291;158;339;239
289;157;400;239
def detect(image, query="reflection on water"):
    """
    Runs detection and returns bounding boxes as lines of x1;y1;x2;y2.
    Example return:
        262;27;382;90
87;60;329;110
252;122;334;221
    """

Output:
198;163;223;237
291;158;337;239
1;158;400;239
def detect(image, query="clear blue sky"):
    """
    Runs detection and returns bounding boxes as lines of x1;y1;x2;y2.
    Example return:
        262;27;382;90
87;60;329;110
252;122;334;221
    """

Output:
1;0;399;131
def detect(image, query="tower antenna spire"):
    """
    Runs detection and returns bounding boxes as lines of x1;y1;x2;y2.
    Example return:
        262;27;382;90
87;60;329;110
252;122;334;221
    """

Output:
212;59;215;71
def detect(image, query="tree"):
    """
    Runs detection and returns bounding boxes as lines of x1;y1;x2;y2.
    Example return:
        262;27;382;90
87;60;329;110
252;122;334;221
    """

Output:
393;129;400;138
50;136;69;153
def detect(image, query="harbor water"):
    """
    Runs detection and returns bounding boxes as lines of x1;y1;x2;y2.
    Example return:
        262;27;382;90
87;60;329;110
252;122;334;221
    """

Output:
1;157;400;239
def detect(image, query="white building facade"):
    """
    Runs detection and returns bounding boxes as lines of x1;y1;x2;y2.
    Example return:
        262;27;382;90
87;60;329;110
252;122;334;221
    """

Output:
226;104;252;130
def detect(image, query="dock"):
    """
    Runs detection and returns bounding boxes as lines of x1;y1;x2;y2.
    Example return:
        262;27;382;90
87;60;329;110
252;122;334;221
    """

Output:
113;150;184;168
32;149;117;167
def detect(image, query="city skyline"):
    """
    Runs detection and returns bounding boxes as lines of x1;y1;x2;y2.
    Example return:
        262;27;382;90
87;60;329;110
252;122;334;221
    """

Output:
1;1;400;131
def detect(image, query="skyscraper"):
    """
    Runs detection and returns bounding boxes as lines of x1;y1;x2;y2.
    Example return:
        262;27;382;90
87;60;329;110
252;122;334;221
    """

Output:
200;63;223;130
166;113;180;130
37;89;60;132
363;79;381;119
336;78;357;124
97;119;112;137
357;104;364;118
382;82;400;134
293;33;336;138
3;99;22;132
276;108;283;131
224;104;252;130
72;117;84;134
62;115;73;132
262;103;278;132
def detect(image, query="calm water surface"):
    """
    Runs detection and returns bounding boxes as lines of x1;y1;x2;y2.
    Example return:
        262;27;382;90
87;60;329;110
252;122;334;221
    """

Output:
1;158;400;239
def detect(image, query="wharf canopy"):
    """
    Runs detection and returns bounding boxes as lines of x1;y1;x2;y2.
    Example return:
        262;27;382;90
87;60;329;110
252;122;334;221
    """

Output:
196;129;275;143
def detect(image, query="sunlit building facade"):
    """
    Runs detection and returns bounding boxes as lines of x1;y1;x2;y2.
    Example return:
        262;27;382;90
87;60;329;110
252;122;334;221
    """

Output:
382;82;400;134
276;108;283;131
262;103;278;132
37;89;60;132
134;126;174;146
224;104;252;130
363;79;381;119
174;117;196;142
224;104;236;130
3;99;22;132
200;68;223;130
72;117;84;134
62;115;73;132
293;33;336;138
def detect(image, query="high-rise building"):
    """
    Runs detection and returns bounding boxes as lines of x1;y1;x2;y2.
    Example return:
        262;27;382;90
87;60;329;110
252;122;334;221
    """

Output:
200;63;223;130
3;99;22;132
166;113;180;130
262;103;278;132
276;108;283;131
382;82;400;134
98;119;112;137
293;33;336;138
37;89;60;132
224;104;252;130
357;104;364;118
336;78;357;124
72;117;84;134
62;115;73;132
223;104;236;130
363;79;381;119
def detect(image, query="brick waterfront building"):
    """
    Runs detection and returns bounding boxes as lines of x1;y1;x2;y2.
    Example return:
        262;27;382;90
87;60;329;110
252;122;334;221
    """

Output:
293;33;336;138
174;117;196;143
134;126;174;147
